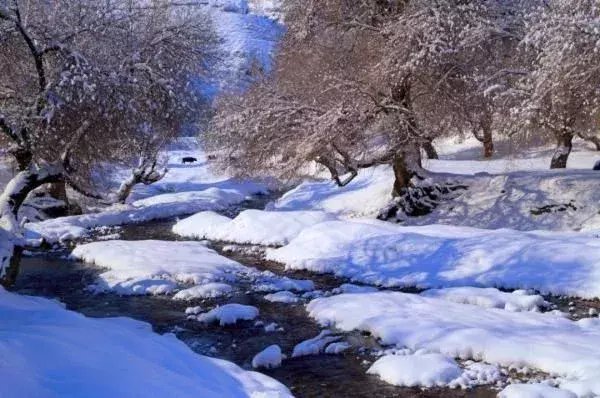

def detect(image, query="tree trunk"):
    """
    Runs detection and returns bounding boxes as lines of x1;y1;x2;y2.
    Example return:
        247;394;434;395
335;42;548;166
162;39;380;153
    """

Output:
550;132;574;169
392;144;422;197
0;166;63;231
115;174;139;204
48;181;69;205
421;139;439;160
482;127;494;158
0;245;22;288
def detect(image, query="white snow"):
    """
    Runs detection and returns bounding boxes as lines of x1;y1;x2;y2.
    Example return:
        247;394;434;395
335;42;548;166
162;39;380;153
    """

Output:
264;291;299;303
196;303;259;326
252;274;314;292
331;283;379;295
367;353;462;388
324;342;351;354
307;291;600;396
421;287;548;312
173;209;337;246
0;226;15;278
252;345;284;369
0;287;291;398
292;330;342;357
72;240;251;295
267;220;600;298
173;283;234;300
498;384;577;398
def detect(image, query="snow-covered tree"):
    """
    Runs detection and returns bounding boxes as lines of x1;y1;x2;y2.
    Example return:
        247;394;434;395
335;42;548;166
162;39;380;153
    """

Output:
513;0;600;168
208;0;527;195
0;0;215;285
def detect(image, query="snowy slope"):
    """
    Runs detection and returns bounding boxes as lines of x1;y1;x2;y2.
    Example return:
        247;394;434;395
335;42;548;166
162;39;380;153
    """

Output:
267;220;600;298
0;287;291;398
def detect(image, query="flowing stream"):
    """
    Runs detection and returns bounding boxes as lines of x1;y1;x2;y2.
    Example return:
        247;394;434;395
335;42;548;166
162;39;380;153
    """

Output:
13;209;496;398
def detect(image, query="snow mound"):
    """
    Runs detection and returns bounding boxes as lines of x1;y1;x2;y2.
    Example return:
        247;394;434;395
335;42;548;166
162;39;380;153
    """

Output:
498;384;576;398
252;345;284;369
264;291;299;303
173;283;233;300
292;331;342;357
421;287;548;312
0;287;291;398
307;291;600;396
72;240;252;295
173;209;337;246
196;304;259;326
331;283;379;295
367;353;462;388
267;220;600;298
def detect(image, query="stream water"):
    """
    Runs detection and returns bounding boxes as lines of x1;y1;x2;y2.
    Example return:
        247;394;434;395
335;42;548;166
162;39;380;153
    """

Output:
12;214;497;398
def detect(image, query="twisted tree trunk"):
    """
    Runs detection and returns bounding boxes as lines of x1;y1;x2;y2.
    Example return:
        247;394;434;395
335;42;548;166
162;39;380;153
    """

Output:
550;132;573;169
392;144;423;197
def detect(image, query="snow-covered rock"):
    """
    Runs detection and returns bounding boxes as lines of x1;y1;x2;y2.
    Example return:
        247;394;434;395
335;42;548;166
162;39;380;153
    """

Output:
421;287;548;312
498;384;576;398
173;283;234;300
252;345;284;369
264;291;299;303
72;240;252;295
196;304;259;326
292;331;342;357
174;209;337;246
268;220;600;298
0;287;291;398
367;353;462;388
307;291;600;396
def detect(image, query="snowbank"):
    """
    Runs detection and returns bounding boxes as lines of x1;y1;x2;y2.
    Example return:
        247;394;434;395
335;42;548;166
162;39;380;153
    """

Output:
273;163;600;231
174;209;336;246
72;240;252;295
0;287;291;398
264;290;299;303
292;331;342;357
367;353;462;388
307;291;600;396
420;287;548;312
267;220;600;298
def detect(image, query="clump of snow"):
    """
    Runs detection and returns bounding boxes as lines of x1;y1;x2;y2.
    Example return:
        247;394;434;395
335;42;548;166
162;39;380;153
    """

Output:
331;283;379;295
196;304;259;326
173;209;337;246
498;384;576;398
292;330;342;357
252;273;314;293
367;353;462;388
72;240;251;295
324;342;351;354
0;287;292;398
307;291;600;395
421;287;549;312
173;283;233;300
264;322;282;333
449;361;503;389
268;220;600;298
252;345;284;369
264;291;299;303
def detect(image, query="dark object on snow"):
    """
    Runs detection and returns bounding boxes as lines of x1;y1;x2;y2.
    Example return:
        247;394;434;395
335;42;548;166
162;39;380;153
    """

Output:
593;160;600;170
182;157;198;164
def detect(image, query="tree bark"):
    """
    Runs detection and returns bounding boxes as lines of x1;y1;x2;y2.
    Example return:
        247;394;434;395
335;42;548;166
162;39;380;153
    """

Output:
482;127;494;158
550;132;574;169
0;245;22;288
421;139;439;160
392;144;422;197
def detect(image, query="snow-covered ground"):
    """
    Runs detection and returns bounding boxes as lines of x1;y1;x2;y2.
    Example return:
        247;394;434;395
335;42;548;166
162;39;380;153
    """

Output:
0;286;291;398
308;291;600;396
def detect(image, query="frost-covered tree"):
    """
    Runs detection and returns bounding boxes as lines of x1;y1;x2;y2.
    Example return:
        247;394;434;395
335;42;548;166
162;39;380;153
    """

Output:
513;0;600;168
0;1;212;223
0;0;214;285
208;0;526;195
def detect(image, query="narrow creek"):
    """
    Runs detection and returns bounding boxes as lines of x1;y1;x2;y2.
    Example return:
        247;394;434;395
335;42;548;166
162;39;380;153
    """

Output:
13;211;497;397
